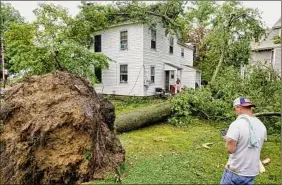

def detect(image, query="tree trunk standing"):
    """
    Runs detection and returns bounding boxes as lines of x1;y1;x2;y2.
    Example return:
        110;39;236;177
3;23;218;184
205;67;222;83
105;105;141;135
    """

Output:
1;37;4;84
0;1;5;87
210;31;228;85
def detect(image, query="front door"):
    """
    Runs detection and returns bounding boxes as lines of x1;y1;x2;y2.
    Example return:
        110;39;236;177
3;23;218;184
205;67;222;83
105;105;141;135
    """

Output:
165;71;170;91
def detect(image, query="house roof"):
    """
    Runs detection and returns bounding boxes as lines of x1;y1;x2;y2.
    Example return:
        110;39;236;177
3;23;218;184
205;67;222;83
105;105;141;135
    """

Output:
184;64;198;70
273;17;281;29
251;17;281;51
93;21;140;33
177;41;194;50
164;63;182;70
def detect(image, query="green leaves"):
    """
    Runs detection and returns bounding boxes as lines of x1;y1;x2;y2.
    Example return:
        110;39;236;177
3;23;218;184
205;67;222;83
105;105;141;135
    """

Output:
0;2;24;33
187;1;266;82
273;35;281;44
5;3;110;85
170;64;281;133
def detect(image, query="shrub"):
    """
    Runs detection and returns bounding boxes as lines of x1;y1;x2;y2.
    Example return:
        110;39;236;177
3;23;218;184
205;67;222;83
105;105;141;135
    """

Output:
170;64;281;133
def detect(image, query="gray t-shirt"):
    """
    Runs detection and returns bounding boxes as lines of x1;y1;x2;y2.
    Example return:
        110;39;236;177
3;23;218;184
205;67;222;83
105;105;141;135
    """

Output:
226;114;267;176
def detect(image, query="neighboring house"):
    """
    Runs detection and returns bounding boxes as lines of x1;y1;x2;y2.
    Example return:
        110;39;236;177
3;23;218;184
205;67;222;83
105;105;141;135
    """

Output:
249;17;281;75
91;21;200;96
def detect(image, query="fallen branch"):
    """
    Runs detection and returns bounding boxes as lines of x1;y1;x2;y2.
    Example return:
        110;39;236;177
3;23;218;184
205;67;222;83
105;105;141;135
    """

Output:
254;112;281;117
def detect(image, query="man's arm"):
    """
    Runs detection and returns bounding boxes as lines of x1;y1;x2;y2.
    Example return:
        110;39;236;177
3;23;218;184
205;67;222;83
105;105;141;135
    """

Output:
224;136;237;154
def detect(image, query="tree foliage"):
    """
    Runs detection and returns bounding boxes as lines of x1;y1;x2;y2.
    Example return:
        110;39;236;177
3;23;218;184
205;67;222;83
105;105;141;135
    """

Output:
1;2;25;73
273;35;281;44
5;3;110;84
170;64;281;134
3;1;267;86
0;2;24;32
183;1;217;65
208;1;265;83
183;1;265;82
73;1;188;47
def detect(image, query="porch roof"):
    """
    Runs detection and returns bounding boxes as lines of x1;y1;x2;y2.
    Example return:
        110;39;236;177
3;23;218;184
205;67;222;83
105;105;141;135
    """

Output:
164;63;182;70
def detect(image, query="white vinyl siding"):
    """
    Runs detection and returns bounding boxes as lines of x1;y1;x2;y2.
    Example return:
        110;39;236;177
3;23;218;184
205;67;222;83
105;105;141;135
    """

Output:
93;23;144;96
143;23;194;96
93;22;195;96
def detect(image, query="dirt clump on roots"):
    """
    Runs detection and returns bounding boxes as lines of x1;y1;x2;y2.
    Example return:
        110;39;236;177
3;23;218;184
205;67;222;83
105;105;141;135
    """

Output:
0;71;125;184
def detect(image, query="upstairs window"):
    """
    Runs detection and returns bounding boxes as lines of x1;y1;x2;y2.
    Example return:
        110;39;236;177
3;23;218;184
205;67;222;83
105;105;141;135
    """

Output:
120;31;128;50
169;37;174;54
94;35;101;52
150;66;155;83
181;48;184;57
120;64;128;83
151;29;156;49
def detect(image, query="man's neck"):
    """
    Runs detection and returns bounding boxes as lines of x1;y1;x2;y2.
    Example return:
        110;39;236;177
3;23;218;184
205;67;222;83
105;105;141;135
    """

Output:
240;112;254;117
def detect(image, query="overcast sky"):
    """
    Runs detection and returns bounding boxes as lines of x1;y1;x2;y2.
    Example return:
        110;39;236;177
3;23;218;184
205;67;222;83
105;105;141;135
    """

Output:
5;1;282;28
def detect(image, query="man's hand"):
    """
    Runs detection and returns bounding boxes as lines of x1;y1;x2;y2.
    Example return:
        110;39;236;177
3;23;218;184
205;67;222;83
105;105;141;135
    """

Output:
224;136;237;154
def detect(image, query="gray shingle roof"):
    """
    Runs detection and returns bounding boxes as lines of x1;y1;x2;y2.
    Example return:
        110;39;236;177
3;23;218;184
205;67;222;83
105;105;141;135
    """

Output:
251;17;281;51
273;17;281;29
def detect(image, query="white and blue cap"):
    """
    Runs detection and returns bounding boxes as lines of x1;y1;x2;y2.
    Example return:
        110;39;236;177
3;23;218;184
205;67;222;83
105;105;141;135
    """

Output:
233;97;255;108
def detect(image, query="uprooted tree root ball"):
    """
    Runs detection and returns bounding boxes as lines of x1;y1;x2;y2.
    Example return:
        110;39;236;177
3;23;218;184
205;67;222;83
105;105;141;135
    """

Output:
0;71;125;184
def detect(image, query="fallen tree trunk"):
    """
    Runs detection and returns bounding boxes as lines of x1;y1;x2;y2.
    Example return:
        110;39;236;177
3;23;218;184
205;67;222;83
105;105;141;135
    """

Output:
114;102;172;133
254;112;281;117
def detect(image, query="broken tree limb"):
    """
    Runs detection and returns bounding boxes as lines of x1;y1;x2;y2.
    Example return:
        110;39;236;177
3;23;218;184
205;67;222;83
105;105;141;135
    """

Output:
254;112;281;117
114;102;172;133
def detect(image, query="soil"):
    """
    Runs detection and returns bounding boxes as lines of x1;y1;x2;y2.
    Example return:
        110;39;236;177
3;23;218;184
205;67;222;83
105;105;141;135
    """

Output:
0;71;125;184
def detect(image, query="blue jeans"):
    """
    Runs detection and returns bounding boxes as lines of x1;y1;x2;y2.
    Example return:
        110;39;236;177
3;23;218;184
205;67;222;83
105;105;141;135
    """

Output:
220;169;255;185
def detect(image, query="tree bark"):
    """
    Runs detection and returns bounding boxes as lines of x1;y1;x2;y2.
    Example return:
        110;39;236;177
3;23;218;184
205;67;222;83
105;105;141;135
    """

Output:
114;102;171;133
254;112;281;117
210;33;227;85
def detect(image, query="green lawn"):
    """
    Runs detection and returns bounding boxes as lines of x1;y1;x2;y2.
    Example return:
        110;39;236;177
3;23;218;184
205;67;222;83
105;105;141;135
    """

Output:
87;120;280;184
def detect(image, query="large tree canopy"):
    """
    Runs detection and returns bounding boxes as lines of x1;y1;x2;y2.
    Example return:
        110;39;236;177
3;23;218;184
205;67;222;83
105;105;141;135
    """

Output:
4;1;266;85
1;2;25;73
5;3;110;84
194;1;265;83
72;1;188;47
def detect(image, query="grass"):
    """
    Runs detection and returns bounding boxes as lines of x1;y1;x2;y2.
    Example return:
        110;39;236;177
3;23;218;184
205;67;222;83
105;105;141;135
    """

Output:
87;120;280;184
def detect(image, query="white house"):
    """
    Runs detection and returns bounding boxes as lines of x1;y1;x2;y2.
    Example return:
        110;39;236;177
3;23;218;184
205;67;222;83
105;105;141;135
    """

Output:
249;17;281;75
92;21;200;96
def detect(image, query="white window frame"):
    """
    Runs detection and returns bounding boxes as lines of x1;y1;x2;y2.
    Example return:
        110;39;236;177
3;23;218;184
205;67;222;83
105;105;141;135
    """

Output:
120;64;128;83
150;66;155;83
120;30;128;50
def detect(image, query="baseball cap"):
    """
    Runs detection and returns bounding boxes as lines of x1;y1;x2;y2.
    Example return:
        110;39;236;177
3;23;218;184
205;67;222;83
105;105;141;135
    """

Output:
233;97;255;108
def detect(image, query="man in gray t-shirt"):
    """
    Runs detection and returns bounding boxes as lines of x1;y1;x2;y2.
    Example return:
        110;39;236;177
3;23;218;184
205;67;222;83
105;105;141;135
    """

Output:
220;97;267;185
